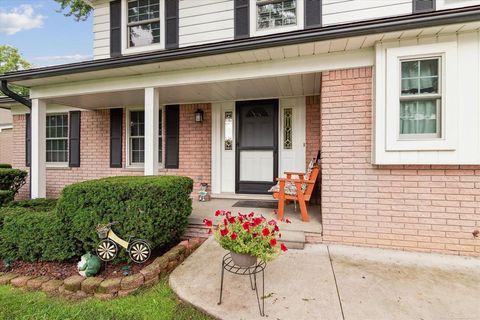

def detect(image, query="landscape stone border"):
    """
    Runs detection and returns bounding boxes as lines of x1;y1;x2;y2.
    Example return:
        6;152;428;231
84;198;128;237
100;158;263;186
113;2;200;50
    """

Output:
0;238;205;300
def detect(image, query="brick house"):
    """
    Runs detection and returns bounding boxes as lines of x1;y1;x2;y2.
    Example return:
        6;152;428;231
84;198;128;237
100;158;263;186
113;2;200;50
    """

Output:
1;0;480;256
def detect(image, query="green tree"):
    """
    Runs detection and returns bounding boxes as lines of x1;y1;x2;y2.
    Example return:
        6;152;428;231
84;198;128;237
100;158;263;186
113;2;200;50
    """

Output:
55;0;93;21
0;45;30;96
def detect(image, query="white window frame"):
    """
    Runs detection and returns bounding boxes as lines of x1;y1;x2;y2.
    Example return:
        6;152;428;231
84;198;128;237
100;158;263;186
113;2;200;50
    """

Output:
398;56;442;140
121;0;165;55
249;0;304;37
46;112;69;167
126;107;164;168
381;42;458;151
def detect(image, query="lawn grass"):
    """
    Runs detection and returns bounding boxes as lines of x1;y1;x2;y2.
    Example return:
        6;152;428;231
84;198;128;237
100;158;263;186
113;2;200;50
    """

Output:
0;278;212;320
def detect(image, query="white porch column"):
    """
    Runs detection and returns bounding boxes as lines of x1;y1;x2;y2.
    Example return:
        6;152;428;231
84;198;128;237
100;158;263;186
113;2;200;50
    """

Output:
144;87;159;175
31;99;46;198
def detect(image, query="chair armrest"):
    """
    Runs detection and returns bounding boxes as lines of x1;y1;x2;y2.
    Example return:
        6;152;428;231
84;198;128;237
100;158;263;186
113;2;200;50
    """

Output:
284;171;306;176
276;178;315;184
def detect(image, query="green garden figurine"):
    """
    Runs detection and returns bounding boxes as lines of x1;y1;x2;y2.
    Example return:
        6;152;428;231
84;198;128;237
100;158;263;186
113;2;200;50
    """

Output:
77;253;101;277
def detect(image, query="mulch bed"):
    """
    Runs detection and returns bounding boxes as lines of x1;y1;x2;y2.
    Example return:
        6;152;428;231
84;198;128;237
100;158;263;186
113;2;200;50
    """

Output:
0;246;171;280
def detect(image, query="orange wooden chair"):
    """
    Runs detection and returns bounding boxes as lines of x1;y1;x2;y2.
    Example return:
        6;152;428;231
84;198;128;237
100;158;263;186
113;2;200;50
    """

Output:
269;165;320;222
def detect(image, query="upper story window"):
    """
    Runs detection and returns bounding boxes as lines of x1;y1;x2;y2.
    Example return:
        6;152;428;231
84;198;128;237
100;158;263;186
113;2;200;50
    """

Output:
257;0;297;30
46;114;69;164
399;57;441;138
127;0;161;47
122;0;165;54
250;0;303;36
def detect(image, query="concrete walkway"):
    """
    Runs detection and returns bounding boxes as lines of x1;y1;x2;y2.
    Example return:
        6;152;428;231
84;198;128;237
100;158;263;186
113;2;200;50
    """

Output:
170;238;480;320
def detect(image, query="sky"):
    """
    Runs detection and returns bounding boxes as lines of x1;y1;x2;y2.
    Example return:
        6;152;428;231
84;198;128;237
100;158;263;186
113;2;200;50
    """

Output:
0;0;93;67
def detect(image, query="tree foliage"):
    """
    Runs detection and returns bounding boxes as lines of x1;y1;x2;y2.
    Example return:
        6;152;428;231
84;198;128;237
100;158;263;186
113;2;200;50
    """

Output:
0;45;30;96
55;0;93;21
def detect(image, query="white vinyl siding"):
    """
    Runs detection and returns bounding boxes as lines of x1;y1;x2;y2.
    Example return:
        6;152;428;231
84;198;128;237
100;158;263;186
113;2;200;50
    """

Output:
93;0;111;59
322;0;412;26
436;0;480;10
179;0;234;48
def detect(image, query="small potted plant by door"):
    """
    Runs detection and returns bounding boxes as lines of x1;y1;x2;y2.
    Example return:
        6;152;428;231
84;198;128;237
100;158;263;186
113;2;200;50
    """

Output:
203;210;288;267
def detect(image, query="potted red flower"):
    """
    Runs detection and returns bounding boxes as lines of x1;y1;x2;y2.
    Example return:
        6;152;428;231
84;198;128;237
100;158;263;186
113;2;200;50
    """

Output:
203;210;287;267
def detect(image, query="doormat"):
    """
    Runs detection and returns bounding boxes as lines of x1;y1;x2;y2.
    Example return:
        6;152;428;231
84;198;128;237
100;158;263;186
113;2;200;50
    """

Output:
232;200;278;209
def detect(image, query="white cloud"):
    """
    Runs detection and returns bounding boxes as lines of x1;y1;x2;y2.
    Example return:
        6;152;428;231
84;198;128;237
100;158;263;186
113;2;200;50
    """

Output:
31;54;92;67
0;4;45;35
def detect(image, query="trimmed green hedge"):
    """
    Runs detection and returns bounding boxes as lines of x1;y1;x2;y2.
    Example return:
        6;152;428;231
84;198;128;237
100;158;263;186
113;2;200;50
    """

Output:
0;176;193;262
0;164;12;168
0;168;28;207
0;207;72;262
56;176;193;259
0;190;13;207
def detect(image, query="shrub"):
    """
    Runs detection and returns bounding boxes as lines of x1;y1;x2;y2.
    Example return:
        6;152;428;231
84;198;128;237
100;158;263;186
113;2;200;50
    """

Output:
6;198;57;211
56;176;193;259
0;168;27;196
0;207;73;262
0;164;12;168
0;190;13;207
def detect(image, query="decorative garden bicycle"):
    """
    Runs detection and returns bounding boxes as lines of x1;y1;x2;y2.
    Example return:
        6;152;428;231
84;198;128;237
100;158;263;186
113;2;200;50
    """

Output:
96;222;151;263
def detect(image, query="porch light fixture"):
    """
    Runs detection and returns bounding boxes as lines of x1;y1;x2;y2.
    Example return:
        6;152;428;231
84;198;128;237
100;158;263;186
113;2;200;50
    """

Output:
195;109;204;123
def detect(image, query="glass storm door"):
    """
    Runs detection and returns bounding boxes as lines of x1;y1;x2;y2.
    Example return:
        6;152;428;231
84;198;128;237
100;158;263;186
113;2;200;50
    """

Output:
235;99;278;194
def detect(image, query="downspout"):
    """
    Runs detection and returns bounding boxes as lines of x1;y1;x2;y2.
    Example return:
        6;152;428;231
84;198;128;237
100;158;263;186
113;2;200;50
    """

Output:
0;80;32;198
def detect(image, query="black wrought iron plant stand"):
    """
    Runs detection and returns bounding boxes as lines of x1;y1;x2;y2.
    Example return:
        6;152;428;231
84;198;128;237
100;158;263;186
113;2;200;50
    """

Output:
218;253;266;316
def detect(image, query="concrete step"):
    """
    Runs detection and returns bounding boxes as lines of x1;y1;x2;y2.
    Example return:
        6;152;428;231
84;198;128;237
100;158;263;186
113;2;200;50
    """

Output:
279;230;305;250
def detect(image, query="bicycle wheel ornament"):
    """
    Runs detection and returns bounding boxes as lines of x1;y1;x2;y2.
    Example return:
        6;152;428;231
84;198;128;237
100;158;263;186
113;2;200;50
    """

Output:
97;239;118;261
128;240;151;263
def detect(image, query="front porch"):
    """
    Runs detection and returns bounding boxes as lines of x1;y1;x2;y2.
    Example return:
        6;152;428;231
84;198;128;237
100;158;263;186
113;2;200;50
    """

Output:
188;197;322;249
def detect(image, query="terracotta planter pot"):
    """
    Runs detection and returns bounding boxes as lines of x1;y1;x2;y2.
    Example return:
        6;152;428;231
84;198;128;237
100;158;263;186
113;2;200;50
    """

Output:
230;252;257;267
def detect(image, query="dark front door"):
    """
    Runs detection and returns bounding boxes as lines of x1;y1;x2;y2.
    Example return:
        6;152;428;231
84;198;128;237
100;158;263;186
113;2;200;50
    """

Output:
235;99;278;194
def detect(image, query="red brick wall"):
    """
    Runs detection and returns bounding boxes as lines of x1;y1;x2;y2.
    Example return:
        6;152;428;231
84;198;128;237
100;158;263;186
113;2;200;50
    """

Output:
0;128;13;165
306;95;321;166
321;67;480;256
12;104;211;199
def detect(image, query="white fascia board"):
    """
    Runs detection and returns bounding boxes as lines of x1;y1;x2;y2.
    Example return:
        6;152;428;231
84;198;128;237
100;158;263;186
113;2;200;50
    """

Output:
30;48;374;99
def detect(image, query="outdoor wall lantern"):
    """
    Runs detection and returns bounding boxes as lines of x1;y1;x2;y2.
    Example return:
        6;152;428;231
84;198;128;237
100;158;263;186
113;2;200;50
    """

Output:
195;109;204;123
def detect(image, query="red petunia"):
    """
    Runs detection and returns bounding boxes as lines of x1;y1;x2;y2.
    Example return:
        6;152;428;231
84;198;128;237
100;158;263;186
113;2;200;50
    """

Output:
273;225;279;232
242;222;250;231
280;243;288;252
270;238;277;247
253;217;263;226
223;219;228;226
228;216;236;224
262;228;270;237
248;212;255;218
215;210;223;216
203;219;213;227
285;218;291;224
230;232;238;240
252;232;258;238
220;227;229;237
268;219;276;226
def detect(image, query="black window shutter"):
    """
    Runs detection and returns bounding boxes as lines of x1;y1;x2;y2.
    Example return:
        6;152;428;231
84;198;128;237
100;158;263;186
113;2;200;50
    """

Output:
234;0;249;39
68;111;81;167
165;0;179;49
413;0;435;13
305;0;322;29
165;105;179;169
110;108;123;168
25;113;31;167
110;0;122;57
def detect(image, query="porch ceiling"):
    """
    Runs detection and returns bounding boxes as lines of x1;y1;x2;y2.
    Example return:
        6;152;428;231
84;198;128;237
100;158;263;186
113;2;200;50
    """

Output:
46;73;322;108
